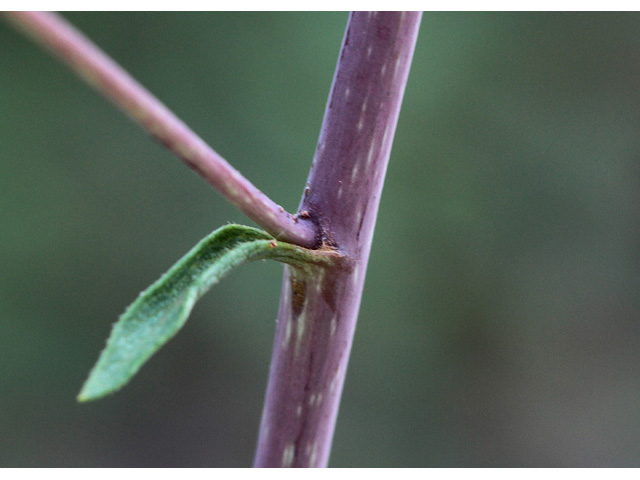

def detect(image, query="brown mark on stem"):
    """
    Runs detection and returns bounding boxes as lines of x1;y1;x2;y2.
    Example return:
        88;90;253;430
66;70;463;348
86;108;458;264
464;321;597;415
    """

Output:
289;274;307;318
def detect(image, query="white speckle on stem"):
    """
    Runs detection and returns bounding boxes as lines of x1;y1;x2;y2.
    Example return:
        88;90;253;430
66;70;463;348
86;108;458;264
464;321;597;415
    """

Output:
296;404;303;417
366;143;375;167
176;143;194;162
394;56;402;77
361;99;368;113
330;315;337;336
330;370;340;394
309;441;319;466
382;124;391;148
298;312;306;338
367;45;373;58
351;164;359;181
282;443;295;468
345;87;351;99
295;311;307;355
282;317;292;347
381;63;387;76
357;118;363;132
226;186;239;200
304;440;318;467
315;270;325;294
307;392;323;407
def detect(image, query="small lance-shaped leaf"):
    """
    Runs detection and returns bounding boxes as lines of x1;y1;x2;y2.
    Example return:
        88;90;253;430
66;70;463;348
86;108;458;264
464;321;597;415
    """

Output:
78;224;336;402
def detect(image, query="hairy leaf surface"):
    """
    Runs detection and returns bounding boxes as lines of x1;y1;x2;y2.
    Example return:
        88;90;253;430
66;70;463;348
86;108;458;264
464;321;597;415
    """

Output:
78;224;333;402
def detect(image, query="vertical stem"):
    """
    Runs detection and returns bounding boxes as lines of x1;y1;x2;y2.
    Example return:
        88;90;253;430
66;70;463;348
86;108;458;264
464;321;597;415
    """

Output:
254;12;422;467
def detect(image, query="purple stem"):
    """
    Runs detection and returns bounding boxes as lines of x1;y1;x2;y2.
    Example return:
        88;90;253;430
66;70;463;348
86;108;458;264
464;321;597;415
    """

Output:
3;11;317;248
254;12;422;467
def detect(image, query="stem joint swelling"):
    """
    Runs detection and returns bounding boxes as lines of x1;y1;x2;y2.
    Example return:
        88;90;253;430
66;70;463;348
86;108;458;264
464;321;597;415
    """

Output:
294;207;347;259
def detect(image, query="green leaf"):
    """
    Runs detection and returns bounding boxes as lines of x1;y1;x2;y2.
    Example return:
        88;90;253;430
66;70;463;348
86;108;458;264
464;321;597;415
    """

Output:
78;224;335;402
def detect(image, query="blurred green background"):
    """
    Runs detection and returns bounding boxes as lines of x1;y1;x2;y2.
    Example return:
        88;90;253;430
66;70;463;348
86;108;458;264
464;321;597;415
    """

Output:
1;12;640;467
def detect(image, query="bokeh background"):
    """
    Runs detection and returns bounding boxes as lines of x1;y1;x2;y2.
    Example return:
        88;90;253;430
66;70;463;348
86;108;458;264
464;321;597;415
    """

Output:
1;12;640;467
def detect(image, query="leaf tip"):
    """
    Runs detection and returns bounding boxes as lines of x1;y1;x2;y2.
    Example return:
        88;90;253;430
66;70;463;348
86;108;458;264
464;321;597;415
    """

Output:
76;386;95;403
76;386;98;403
76;375;115;403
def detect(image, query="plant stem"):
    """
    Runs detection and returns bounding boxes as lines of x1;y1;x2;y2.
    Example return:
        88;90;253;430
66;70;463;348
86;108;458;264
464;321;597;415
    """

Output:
254;12;422;467
3;11;317;248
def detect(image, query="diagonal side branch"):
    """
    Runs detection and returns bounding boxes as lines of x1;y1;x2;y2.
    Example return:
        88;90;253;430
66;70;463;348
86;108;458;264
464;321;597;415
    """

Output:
3;11;318;248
